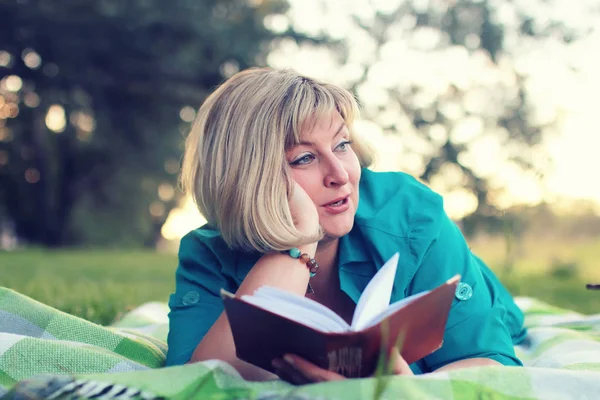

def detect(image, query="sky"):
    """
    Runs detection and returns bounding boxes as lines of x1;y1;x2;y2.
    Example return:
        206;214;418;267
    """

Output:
161;0;600;240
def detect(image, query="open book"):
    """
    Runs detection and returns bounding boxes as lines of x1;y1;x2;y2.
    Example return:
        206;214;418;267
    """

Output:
221;253;460;378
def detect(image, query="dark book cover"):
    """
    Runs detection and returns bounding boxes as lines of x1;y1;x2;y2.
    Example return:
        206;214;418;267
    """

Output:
222;276;459;378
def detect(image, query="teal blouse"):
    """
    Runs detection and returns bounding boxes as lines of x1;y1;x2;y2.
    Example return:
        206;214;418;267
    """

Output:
166;168;527;373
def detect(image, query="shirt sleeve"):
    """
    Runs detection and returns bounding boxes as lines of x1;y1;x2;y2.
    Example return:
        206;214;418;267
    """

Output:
406;190;523;371
165;231;237;366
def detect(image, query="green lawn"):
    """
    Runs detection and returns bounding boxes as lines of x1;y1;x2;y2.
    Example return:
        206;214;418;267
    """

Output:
471;236;600;315
1;249;177;325
1;238;599;325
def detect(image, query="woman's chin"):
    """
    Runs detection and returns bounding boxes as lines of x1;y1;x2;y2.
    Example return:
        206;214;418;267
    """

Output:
320;222;354;241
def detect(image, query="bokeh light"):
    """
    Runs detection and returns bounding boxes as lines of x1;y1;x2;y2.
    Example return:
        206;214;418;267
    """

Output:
71;111;96;133
24;92;41;108
179;106;196;123
149;202;166;218
158;183;175;202
0;51;11;67
219;60;240;78
164;159;180;174
45;104;66;132
3;75;23;92
4;103;19;118
22;48;42;69
0;128;12;142
24;168;40;184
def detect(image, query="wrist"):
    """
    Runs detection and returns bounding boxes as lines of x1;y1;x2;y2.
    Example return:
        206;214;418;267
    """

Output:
282;246;318;272
296;241;318;255
281;244;319;294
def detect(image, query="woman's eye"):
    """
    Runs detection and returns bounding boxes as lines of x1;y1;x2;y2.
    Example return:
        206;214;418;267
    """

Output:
335;140;352;152
290;154;315;166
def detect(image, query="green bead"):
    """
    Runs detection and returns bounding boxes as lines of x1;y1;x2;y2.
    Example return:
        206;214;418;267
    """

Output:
289;248;301;258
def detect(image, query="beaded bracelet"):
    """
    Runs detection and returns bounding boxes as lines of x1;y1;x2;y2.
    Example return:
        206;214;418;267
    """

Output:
283;247;319;277
282;248;318;294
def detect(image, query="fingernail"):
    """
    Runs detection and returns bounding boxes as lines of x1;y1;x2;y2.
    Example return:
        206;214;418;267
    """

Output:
283;354;295;366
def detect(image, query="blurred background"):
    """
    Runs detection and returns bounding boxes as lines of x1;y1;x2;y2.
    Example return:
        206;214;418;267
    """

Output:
1;0;599;324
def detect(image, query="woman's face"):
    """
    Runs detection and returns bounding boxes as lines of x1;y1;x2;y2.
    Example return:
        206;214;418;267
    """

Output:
286;111;361;240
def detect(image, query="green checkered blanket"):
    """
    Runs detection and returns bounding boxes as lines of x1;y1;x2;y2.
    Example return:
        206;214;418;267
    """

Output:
1;287;600;399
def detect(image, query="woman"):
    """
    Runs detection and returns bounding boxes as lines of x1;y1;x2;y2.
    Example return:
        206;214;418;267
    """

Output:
166;67;527;383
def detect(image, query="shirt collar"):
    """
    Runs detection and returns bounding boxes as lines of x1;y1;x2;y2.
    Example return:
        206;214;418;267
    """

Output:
337;222;379;303
338;222;371;271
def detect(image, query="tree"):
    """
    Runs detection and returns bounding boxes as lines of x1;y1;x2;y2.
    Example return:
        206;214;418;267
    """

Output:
0;0;320;247
268;0;598;234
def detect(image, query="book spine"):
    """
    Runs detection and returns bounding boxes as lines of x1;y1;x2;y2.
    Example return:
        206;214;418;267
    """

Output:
323;329;380;378
326;345;364;378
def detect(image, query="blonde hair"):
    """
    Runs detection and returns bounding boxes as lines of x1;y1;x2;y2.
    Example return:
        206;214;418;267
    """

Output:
181;68;373;253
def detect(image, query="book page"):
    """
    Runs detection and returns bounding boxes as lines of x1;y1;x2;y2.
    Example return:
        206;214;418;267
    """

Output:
240;295;335;332
241;286;351;333
359;290;430;330
350;252;400;331
252;287;350;331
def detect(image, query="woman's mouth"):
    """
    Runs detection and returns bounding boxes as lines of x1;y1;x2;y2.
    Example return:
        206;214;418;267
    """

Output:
327;198;347;207
323;196;350;214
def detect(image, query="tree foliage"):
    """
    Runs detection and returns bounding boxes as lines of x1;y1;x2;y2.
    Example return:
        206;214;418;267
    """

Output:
1;0;597;247
0;0;319;247
270;0;597;232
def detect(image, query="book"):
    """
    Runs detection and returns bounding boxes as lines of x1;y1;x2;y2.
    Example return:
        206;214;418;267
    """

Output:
221;253;460;378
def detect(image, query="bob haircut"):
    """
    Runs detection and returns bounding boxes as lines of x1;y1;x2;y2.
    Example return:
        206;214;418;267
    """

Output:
181;67;374;253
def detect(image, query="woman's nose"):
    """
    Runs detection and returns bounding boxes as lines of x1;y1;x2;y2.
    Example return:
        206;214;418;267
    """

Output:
323;158;349;187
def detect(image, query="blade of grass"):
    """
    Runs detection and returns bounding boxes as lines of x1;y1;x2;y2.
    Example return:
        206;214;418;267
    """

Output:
372;320;406;400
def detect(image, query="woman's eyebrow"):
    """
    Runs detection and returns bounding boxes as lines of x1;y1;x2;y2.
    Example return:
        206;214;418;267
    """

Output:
296;122;346;146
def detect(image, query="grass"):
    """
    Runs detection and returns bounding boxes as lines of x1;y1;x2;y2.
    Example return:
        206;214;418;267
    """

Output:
1;236;599;325
0;249;177;325
470;236;600;282
471;236;600;315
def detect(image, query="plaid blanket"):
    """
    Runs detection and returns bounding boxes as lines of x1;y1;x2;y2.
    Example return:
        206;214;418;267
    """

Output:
1;287;600;399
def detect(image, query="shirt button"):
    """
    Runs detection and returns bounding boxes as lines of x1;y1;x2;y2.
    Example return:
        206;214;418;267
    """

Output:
455;282;473;301
182;291;200;305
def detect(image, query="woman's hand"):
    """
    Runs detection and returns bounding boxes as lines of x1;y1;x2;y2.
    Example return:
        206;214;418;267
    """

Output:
289;180;320;237
272;348;413;385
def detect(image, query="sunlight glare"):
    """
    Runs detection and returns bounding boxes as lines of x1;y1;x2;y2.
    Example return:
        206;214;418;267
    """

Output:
161;198;207;241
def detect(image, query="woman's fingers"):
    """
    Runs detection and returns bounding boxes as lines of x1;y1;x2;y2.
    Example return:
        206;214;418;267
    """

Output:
283;354;346;382
272;358;311;385
272;358;312;385
288;181;320;237
273;350;413;385
272;354;346;384
389;347;414;375
278;353;497;383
